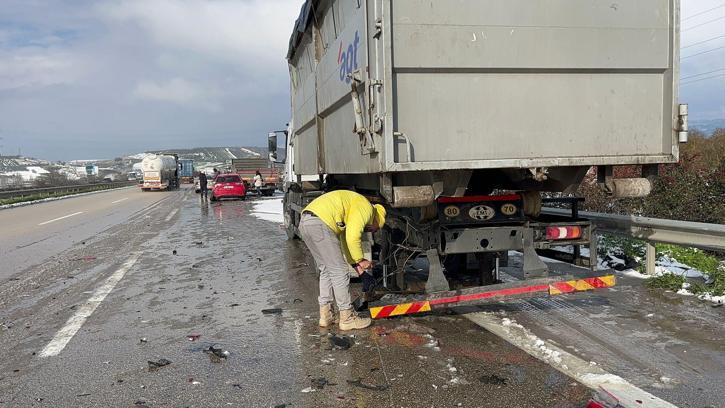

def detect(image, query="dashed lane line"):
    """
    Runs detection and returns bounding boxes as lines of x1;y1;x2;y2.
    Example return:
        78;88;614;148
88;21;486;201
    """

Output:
37;211;84;226
465;312;678;408
39;254;140;357
164;208;179;222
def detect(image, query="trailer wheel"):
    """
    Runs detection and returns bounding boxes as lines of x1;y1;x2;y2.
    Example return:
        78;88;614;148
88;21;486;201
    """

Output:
283;201;299;240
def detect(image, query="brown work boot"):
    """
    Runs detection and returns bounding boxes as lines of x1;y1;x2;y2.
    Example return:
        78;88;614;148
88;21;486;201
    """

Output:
339;309;372;331
319;304;337;328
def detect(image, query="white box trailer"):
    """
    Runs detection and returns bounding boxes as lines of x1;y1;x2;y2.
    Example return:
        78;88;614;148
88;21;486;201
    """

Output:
279;0;687;296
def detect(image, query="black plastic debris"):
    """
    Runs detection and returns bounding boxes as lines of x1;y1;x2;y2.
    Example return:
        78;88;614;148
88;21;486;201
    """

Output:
76;393;91;397
479;374;507;386
204;346;229;363
228;303;240;307
311;377;328;390
172;250;177;255
139;337;148;344
329;335;352;350
134;400;148;407
346;379;389;391
261;308;283;315
147;358;172;371
232;384;243;390
293;298;303;303
194;241;203;246
274;404;287;408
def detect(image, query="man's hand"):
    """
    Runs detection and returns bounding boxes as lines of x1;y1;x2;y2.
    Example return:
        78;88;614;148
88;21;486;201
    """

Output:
357;259;373;273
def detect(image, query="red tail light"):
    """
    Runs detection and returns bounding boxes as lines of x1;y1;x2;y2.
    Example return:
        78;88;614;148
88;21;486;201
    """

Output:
545;226;582;240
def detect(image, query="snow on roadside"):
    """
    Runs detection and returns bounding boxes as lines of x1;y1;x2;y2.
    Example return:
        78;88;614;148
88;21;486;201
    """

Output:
251;197;283;223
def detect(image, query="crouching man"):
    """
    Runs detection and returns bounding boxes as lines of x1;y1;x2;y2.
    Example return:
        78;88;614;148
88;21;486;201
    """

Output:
298;190;386;330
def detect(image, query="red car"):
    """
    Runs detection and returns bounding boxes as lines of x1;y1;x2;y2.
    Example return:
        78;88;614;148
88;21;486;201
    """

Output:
211;173;246;201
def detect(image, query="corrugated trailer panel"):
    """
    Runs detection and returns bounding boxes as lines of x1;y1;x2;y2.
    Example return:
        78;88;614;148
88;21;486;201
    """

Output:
388;0;678;170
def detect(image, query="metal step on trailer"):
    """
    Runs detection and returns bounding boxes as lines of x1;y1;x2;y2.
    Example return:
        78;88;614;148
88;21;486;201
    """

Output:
368;273;615;319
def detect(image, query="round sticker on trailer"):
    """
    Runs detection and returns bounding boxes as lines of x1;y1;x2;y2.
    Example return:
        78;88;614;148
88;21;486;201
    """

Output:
443;206;460;218
501;203;517;216
469;205;495;221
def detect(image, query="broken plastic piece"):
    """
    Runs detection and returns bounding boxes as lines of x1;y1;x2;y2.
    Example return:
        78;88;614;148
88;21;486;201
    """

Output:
204;346;229;362
329;335;352;350
147;358;172;371
261;308;283;315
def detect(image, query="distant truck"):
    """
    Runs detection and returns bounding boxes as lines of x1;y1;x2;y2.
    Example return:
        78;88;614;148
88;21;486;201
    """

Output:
141;154;179;191
178;159;194;184
231;158;279;196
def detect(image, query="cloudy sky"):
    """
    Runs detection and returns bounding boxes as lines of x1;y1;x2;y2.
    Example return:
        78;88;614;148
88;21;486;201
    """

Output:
0;0;723;160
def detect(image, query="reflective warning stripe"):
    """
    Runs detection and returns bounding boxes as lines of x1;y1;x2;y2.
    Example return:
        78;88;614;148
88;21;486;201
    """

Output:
549;275;615;295
369;275;616;319
370;301;431;319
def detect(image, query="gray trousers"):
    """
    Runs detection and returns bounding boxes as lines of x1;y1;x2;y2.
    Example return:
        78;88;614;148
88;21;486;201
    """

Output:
299;213;355;310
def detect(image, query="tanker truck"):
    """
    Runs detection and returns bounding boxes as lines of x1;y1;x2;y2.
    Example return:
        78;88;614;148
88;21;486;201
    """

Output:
141;154;179;191
275;0;688;312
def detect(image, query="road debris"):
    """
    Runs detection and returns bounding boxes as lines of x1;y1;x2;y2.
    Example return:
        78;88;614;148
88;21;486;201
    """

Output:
479;374;507;386
329;334;352;350
228;303;240;307
76;393;91;397
293;298;303;303
346;379;389;391
301;387;316;393
172;250;177;255
139;337;148;344
261;308;283;315
147;358;172;371
187;334;201;341
310;377;329;390
188;378;202;385
204;345;229;363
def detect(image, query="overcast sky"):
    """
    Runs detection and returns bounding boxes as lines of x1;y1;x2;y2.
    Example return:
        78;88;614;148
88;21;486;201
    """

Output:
0;0;723;160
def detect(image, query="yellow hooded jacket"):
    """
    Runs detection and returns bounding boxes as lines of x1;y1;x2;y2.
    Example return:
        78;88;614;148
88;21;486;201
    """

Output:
303;190;384;264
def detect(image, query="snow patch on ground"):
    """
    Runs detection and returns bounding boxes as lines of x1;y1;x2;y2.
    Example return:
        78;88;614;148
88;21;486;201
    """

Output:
240;148;261;157
251;197;283;223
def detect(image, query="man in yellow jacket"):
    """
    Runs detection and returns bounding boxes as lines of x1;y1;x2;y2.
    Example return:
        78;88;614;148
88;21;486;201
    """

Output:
299;190;386;330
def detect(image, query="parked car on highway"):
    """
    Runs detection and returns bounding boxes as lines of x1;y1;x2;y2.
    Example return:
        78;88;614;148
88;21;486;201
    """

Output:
210;173;246;201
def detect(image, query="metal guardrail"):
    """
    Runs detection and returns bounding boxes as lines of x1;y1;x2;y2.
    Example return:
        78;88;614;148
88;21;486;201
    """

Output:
0;181;136;201
542;207;725;274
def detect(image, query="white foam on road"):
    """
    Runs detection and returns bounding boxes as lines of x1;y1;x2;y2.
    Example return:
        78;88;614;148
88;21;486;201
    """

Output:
465;312;678;408
164;208;179;222
38;211;84;226
251;197;284;223
111;198;129;204
39;254;140;357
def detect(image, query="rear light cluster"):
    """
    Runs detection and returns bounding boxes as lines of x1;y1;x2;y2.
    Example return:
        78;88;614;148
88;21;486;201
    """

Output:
545;226;582;240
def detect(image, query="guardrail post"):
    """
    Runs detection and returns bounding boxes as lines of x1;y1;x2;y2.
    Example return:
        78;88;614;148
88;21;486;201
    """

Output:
645;242;656;275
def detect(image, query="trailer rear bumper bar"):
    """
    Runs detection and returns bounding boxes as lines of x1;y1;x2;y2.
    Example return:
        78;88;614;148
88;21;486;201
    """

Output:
369;274;615;319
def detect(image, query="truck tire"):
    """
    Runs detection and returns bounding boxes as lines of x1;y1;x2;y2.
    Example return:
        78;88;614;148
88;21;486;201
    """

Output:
283;200;299;240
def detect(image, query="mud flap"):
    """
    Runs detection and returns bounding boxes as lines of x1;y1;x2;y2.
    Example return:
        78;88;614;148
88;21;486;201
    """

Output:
523;229;548;279
425;249;450;293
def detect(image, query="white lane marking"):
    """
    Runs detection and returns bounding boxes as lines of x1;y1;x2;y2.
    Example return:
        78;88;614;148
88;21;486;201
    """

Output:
465;312;677;408
164;208;179;222
111;198;129;204
39;254;140;357
38;211;84;226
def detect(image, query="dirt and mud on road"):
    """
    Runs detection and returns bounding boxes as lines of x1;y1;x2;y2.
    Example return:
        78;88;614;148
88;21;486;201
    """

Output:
0;188;722;407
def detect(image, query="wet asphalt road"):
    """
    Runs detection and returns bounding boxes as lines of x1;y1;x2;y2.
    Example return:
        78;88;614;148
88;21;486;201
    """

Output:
0;187;722;407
